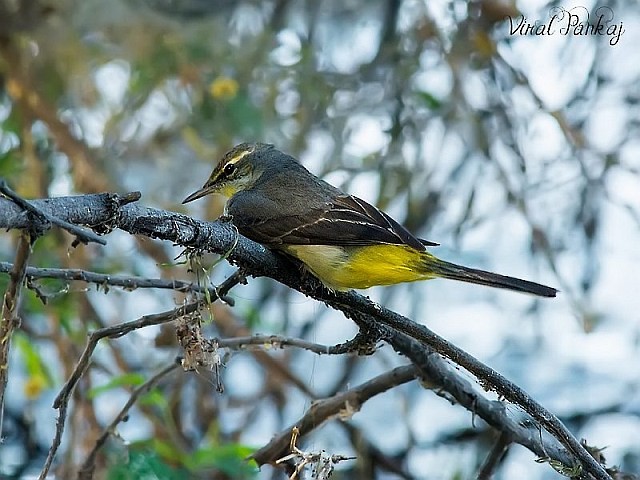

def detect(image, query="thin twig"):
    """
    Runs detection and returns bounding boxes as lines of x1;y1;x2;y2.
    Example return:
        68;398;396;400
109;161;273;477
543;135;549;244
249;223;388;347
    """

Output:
211;307;320;399
217;334;334;355
477;431;511;479
0;262;230;298
252;365;419;464
39;271;242;480
39;302;201;480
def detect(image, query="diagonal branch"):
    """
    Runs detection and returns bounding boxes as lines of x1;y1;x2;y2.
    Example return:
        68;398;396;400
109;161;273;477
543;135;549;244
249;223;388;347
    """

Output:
0;193;609;480
252;365;419;466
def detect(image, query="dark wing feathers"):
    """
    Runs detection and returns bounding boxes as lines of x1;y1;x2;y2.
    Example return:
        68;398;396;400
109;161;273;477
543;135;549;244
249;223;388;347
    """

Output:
228;190;433;251
321;195;430;250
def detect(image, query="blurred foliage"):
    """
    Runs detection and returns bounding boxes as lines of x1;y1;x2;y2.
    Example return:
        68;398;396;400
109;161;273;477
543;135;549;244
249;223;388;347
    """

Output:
115;440;258;479
87;373;146;399
1;0;639;478
14;332;55;398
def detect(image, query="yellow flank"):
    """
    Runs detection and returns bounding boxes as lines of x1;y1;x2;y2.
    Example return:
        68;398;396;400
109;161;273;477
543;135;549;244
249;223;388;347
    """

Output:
284;243;435;290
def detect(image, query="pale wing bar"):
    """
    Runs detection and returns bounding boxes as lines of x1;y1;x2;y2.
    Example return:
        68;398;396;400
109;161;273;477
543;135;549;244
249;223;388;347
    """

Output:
272;195;430;249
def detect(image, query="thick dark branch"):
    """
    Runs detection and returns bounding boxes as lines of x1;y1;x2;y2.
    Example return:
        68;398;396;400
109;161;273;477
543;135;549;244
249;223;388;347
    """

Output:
371;320;572;464
0;193;139;235
0;180;106;245
0;193;609;480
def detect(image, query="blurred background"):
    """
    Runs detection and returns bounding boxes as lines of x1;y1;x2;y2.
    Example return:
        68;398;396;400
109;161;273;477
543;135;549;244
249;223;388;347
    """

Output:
1;0;639;478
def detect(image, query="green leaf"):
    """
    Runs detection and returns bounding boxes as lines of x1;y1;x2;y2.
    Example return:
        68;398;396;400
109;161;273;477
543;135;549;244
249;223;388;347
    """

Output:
107;448;185;480
0;149;22;179
151;438;186;464
227;93;263;137
13;332;55;386
138;388;168;408
416;91;443;110
188;443;257;477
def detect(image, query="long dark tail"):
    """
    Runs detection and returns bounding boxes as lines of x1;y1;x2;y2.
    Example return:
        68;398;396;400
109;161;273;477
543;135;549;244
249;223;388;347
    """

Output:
426;257;557;298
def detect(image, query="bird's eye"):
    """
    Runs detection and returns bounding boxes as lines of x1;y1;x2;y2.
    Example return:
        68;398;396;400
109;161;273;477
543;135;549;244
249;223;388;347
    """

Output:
223;163;236;176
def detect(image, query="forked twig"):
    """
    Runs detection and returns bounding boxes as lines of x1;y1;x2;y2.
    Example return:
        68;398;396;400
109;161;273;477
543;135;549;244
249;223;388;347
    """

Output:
38;271;242;479
275;427;356;480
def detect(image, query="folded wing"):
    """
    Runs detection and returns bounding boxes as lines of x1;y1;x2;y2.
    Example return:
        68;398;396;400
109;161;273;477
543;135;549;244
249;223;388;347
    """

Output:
228;192;434;251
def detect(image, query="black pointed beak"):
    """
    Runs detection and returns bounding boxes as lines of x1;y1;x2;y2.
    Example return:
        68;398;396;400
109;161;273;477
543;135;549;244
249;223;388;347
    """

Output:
182;184;214;204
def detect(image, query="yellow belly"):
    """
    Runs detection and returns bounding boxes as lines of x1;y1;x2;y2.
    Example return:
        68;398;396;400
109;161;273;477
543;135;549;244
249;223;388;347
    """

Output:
283;244;432;290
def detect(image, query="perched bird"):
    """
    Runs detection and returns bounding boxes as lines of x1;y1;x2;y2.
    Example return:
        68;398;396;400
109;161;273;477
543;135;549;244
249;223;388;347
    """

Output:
183;143;557;297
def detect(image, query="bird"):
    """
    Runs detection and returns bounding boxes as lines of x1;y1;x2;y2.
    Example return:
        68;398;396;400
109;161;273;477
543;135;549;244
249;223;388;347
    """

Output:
182;143;557;297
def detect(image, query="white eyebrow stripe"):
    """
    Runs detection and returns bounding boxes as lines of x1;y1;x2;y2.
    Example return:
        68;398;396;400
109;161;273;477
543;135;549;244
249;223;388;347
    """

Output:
227;149;252;165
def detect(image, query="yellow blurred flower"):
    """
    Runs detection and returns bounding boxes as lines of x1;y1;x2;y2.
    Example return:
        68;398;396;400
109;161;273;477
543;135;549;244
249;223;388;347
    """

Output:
472;30;496;59
6;78;23;100
24;375;47;399
209;76;239;100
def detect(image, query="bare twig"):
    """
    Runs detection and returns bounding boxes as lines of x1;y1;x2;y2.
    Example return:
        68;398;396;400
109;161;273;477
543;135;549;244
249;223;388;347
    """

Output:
211;306;320;399
0;232;31;439
275;426;356;479
217;334;335;355
252;365;419;465
176;332;365;395
77;363;178;480
0;262;231;298
38;271;242;480
39;302;200;480
477;431;511;479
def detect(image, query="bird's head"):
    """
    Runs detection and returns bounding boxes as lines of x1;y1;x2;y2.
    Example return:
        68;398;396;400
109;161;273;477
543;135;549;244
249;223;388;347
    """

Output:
182;142;274;204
